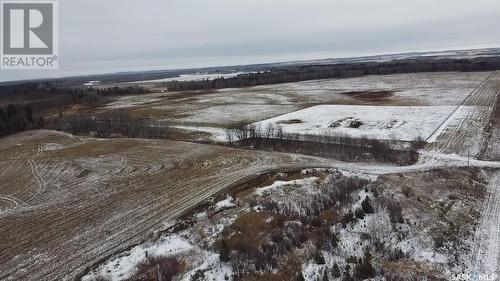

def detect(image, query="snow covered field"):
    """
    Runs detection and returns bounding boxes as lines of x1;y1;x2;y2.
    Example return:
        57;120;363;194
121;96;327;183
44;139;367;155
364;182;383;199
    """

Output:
254;105;464;141
177;104;298;127
106;93;165;109
257;72;489;106
99;72;489;132
128;72;248;84
426;71;500;156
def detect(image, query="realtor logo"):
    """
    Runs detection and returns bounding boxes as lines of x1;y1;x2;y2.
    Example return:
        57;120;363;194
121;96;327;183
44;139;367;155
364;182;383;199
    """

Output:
1;1;58;69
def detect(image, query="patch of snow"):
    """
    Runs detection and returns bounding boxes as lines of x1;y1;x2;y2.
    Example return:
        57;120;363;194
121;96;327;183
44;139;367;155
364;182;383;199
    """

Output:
339;169;378;181
215;196;236;212
181;252;233;281
82;235;193;281
254;177;319;196
414;249;448;264
195;211;208;220
254;105;471;141
171;125;229;143
202;262;233;281
160;220;178;232
83;81;100;87
302;262;325;280
276;172;287;178
128;72;249;84
41;143;65;151
337;227;366;259
418;151;500;169
301;168;329;175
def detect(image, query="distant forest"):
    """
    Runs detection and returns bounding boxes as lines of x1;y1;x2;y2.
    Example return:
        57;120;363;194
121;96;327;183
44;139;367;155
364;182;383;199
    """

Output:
165;56;500;91
0;85;147;137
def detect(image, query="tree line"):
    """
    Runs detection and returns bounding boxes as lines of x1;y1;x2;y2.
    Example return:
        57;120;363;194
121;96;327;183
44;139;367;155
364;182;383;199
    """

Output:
0;104;44;137
0;84;148;137
226;124;425;165
165;56;500;91
49;111;171;139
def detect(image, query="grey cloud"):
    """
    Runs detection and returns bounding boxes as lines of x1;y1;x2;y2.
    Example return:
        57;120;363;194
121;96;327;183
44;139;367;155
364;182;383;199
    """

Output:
1;0;499;82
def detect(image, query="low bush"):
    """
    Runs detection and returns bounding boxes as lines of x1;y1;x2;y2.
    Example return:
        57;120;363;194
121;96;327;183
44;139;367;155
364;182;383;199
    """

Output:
341;210;356;226
402;186;414;198
354;251;376;280
355;207;365;219
131;255;183;281
361;197;375;214
387;203;404;224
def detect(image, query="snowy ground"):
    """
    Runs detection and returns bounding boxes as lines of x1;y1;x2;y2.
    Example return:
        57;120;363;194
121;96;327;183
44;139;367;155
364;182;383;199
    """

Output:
106;93;165;109
78;69;500;279
0;130;351;281
82;169;347;281
470;171;500;276
4;72;499;280
83;165;493;280
82;235;194;280
426;71;500;156
254;177;319;196
83;194;242;281
94;72;489;132
254;105;463;141
127;72;249;84
260;72;489;106
3;130;497;281
177;104;298;127
170;125;229;143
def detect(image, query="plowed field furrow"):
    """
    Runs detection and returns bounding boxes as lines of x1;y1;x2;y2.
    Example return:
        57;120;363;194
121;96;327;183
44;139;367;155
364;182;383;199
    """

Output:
0;130;346;281
426;71;500;156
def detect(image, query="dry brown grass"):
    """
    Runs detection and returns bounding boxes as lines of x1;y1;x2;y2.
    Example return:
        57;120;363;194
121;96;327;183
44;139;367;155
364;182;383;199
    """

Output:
318;208;339;224
224;212;287;250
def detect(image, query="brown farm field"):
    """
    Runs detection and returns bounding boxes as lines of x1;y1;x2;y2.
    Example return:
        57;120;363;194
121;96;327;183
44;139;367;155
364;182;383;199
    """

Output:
0;130;343;281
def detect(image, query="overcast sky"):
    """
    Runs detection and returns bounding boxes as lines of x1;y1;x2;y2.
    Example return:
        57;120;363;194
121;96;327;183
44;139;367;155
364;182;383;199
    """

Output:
1;0;500;82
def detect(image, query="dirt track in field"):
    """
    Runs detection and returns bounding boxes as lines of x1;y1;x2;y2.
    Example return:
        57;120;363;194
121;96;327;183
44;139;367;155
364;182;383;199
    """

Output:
0;130;350;281
470;170;500;275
